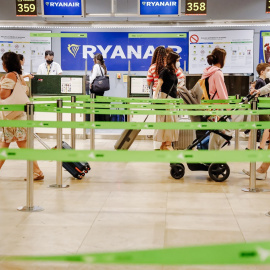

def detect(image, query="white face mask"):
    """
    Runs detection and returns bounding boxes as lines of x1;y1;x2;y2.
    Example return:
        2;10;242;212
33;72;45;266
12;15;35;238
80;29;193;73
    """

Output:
175;61;180;69
265;71;270;79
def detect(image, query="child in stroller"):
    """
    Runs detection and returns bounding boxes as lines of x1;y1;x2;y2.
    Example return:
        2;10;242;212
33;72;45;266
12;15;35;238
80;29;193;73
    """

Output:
169;85;255;182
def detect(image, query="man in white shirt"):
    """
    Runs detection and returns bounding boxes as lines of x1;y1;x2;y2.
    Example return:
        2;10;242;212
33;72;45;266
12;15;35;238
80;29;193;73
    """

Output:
37;50;62;75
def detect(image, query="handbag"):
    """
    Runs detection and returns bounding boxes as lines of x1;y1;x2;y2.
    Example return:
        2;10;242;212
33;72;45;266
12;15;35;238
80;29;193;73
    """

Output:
0;73;29;120
91;65;110;94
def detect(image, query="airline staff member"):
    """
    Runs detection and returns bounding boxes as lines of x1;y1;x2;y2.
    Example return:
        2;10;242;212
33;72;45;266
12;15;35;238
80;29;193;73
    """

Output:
37;50;62;75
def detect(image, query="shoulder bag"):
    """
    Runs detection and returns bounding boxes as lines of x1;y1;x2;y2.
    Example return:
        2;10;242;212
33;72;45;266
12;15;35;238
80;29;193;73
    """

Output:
91;65;110;94
0;73;29;120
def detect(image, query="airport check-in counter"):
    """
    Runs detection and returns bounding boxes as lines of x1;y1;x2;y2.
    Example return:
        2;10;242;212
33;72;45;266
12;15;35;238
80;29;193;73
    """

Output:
127;75;155;138
31;75;89;137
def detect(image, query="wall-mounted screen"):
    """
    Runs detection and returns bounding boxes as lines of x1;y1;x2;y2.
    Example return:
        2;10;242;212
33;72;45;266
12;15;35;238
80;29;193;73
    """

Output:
139;0;180;16
41;0;85;17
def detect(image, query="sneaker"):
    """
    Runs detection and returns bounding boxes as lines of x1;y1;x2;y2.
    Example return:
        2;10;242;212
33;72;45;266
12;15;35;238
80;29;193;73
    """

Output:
242;169;267;180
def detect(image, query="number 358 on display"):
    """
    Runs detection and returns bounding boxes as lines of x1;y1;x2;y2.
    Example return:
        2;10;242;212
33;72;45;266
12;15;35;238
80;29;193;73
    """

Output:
185;0;207;15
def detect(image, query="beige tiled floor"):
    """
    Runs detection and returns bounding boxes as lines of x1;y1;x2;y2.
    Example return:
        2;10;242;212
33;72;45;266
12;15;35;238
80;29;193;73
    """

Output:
0;136;270;270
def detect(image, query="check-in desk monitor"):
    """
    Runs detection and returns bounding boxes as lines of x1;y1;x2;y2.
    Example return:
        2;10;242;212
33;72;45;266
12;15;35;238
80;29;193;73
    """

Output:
31;75;89;136
128;76;150;97
31;75;89;96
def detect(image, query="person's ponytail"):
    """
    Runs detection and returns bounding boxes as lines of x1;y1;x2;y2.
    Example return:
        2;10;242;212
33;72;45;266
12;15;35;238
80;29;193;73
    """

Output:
207;54;216;65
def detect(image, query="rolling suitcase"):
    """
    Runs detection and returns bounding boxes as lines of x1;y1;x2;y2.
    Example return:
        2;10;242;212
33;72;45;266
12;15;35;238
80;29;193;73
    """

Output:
34;134;91;179
173;129;195;150
114;115;149;150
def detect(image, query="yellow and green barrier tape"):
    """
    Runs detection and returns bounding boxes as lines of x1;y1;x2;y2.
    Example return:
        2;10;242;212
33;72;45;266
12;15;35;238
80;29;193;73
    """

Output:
0;149;270;163
2;241;270;265
0;120;270;130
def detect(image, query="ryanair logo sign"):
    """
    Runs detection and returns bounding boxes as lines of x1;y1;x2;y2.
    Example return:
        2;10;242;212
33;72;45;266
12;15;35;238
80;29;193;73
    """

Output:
68;44;80;58
45;2;80;7
141;1;177;7
43;0;82;16
61;32;189;72
140;0;178;15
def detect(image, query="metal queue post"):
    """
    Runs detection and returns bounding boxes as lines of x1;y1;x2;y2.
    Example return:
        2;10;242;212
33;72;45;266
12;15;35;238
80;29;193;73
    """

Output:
90;93;95;150
18;103;44;212
71;96;76;149
234;94;240;150
242;99;270;193
49;99;69;189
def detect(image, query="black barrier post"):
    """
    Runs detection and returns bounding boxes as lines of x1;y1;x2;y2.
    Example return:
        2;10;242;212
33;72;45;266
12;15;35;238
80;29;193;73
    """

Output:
71;96;76;149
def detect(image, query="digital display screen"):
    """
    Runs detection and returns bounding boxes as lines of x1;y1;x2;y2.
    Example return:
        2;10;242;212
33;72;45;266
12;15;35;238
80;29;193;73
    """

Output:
185;0;207;15
140;0;179;16
16;0;37;17
266;0;270;13
42;0;84;16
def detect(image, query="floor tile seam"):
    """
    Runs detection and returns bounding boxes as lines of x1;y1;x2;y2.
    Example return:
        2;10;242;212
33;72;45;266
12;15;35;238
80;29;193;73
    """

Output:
223;190;246;242
75;191;113;254
164;191;169;248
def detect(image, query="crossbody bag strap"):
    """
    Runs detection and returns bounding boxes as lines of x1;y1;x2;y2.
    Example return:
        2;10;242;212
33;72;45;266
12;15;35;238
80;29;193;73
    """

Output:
209;69;221;100
98;65;104;76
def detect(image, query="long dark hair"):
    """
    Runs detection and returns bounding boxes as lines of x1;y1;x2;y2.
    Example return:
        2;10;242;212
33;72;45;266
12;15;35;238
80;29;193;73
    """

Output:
151;46;166;76
166;51;179;73
1;52;22;75
94;53;107;75
207;48;227;68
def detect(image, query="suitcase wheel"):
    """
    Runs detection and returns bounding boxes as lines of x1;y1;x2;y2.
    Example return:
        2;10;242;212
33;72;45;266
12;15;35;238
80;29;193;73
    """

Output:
76;174;84;180
208;163;230;182
170;163;185;180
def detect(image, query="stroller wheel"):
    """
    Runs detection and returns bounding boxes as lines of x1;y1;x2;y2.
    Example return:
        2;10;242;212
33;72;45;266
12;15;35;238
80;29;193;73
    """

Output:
208;163;230;182
170;163;185;180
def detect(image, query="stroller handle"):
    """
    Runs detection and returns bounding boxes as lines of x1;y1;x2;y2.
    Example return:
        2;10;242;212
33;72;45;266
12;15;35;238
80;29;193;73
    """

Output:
241;93;258;103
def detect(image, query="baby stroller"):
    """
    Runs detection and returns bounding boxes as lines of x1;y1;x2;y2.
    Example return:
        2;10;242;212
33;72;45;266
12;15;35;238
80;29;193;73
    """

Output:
170;85;256;182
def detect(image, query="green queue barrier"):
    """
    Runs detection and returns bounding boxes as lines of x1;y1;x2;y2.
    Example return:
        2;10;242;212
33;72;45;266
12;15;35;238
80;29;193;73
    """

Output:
2;241;270;266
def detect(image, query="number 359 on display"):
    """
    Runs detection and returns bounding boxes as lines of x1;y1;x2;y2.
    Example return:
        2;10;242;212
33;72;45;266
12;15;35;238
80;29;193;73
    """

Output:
16;0;37;16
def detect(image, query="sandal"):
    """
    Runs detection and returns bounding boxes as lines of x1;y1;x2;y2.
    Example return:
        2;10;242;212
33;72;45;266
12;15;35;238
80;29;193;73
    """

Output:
24;172;44;181
163;145;174;151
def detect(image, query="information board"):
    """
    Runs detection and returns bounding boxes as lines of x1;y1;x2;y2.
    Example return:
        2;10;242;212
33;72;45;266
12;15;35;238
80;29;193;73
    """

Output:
0;30;51;73
189;30;254;74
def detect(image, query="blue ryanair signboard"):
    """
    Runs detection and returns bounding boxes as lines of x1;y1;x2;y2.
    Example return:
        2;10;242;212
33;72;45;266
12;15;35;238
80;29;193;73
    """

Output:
140;0;179;15
61;32;189;71
42;0;83;16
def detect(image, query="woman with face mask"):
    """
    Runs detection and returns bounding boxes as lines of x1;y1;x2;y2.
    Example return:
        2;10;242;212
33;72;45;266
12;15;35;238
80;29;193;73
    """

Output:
153;51;181;150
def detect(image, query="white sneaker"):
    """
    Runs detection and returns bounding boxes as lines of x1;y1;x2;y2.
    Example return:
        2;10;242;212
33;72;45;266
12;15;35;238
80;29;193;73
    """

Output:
242;169;267;180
